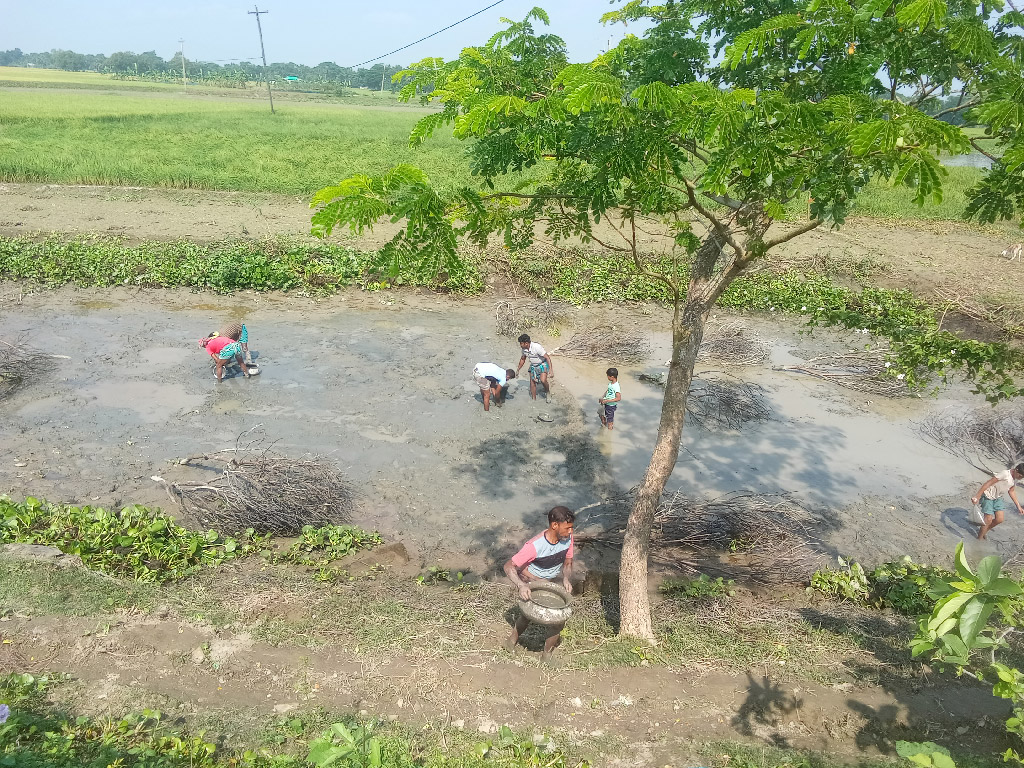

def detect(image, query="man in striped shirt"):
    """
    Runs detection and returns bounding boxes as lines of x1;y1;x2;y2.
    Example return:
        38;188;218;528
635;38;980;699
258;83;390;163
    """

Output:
503;506;575;660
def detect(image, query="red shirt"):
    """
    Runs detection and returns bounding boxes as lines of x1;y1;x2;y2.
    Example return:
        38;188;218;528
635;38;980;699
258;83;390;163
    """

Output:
205;336;234;357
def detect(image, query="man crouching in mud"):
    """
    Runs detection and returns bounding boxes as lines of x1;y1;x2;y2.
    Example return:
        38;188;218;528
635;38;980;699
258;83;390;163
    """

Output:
503;506;574;660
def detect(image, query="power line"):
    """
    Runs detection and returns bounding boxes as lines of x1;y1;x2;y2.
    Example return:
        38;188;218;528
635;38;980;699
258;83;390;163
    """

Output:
348;0;507;68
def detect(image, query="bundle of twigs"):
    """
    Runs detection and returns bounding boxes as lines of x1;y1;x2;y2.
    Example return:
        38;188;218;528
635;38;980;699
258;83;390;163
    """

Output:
775;349;907;397
699;322;771;365
494;301;573;337
576;490;823;585
0;337;58;400
159;429;356;535
552;327;650;363
636;371;772;429
916;406;1024;475
687;373;772;430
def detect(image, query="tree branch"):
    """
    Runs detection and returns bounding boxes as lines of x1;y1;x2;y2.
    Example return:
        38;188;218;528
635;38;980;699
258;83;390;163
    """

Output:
763;217;824;250
934;99;979;119
683;180;745;258
970;138;1000;162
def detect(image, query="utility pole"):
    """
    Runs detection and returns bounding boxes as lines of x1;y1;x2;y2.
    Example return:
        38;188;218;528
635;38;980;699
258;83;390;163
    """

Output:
179;39;187;93
380;65;386;93
248;6;275;114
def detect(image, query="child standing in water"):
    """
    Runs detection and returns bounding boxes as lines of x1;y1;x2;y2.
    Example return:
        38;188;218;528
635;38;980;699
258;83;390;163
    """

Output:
598;367;621;430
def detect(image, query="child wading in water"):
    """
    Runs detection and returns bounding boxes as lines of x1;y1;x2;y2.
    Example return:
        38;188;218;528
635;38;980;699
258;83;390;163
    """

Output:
598;367;621;429
971;464;1024;540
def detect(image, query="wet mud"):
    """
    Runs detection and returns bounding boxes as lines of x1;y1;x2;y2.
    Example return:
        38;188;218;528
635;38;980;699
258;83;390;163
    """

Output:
0;286;1016;572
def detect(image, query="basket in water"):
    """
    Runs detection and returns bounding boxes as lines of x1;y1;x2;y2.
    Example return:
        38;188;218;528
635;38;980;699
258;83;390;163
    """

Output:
519;582;572;625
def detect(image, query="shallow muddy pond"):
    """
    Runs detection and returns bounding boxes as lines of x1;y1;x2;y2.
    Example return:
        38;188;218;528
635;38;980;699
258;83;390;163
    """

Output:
0;287;1016;569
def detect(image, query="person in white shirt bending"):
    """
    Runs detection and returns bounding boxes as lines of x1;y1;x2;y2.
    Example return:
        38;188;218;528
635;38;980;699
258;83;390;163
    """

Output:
971;464;1024;540
472;362;517;412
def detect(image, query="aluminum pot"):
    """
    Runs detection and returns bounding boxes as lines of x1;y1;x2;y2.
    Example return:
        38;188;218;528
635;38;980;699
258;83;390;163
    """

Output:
519;582;572;626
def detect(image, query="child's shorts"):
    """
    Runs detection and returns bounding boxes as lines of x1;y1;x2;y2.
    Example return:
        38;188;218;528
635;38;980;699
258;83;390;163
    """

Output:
604;404;617;422
528;362;549;382
981;496;1006;517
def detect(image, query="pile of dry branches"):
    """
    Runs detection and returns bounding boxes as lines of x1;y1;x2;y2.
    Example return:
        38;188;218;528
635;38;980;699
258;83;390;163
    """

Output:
917;406;1024;474
577;491;824;585
160;430;356;535
688;373;772;430
699;321;771;365
776;349;908;397
494;301;574;337
0;337;56;400
552;327;651;363
936;286;1024;340
637;371;772;429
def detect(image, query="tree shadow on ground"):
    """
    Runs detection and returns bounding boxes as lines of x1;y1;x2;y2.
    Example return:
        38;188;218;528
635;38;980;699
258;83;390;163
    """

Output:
798;604;1011;757
731;672;802;747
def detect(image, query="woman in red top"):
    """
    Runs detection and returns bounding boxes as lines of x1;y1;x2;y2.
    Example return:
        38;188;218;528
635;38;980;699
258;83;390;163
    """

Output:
199;331;251;382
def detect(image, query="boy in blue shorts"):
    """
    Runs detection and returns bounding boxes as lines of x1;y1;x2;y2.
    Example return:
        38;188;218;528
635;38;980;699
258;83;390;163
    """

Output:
598;367;620;430
971;464;1024;540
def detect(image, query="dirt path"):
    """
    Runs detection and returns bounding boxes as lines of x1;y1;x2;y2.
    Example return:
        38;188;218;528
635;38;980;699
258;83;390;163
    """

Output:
0;593;1008;767
2;183;1021;312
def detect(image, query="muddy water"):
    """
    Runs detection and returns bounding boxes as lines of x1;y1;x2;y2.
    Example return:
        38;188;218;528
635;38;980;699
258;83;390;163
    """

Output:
0;288;1016;569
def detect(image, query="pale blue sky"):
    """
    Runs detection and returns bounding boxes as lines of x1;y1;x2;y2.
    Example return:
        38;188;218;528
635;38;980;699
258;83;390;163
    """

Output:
0;1;638;67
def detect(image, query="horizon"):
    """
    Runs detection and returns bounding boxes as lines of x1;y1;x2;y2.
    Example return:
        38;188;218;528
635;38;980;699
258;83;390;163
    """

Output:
0;1;641;70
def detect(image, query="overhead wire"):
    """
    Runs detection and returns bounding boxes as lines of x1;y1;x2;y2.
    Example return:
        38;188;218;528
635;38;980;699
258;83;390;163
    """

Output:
347;0;507;68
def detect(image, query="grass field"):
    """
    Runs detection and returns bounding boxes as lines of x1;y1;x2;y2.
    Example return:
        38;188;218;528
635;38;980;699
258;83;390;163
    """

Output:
0;69;1001;223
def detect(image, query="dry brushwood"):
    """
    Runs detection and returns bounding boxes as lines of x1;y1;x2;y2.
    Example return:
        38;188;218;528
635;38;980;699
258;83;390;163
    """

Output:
935;286;1024;340
687;373;772;430
159;429;356;535
552;327;650;362
775;349;908;397
917;406;1024;475
494;301;573;337
636;371;772;429
699;322;771;365
0;337;59;400
577;490;824;585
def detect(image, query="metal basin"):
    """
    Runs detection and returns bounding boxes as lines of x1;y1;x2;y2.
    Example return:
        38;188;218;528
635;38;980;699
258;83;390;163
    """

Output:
519;582;572;625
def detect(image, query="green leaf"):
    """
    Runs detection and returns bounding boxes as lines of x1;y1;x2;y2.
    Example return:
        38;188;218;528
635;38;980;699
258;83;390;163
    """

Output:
958;597;995;647
930;592;973;630
954;542;975;581
977;555;1003;587
984;577;1022;596
931;753;956;768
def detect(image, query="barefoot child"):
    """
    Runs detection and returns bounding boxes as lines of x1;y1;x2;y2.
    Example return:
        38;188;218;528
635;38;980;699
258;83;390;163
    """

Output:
971;464;1024;540
598;368;621;430
503;506;575;660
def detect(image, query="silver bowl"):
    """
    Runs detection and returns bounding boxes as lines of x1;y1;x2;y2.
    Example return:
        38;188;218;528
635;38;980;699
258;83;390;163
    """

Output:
519;582;572;625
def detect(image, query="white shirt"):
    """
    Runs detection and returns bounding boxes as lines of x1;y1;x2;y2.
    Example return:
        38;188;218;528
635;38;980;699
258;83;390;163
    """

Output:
521;342;547;367
984;469;1017;499
474;363;507;386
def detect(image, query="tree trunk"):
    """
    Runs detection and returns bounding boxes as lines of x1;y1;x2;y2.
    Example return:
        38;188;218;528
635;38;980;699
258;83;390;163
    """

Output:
617;286;713;639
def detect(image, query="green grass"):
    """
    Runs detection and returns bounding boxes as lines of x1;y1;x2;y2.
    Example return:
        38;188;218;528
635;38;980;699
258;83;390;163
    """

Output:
0;557;157;616
0;88;477;196
0;81;1003;224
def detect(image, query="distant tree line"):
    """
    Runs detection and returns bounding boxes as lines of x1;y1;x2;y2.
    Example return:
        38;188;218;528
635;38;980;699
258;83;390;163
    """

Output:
0;48;405;90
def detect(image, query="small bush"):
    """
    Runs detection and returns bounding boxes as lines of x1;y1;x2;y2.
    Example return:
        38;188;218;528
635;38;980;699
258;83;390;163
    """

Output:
660;574;736;600
808;555;954;614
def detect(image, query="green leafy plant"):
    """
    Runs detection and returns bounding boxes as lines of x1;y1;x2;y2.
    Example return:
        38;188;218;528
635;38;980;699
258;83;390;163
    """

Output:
0;496;267;582
660;574;735;600
809;557;871;603
896;741;956;768
307;722;382;768
475;725;591;768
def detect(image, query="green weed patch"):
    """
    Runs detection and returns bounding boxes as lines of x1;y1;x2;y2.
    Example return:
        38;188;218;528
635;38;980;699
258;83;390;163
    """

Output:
0;497;379;583
0;236;484;293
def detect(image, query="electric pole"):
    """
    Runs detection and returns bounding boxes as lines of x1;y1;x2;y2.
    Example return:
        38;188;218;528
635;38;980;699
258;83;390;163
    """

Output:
248;6;275;114
179;39;187;93
380;65;386;93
